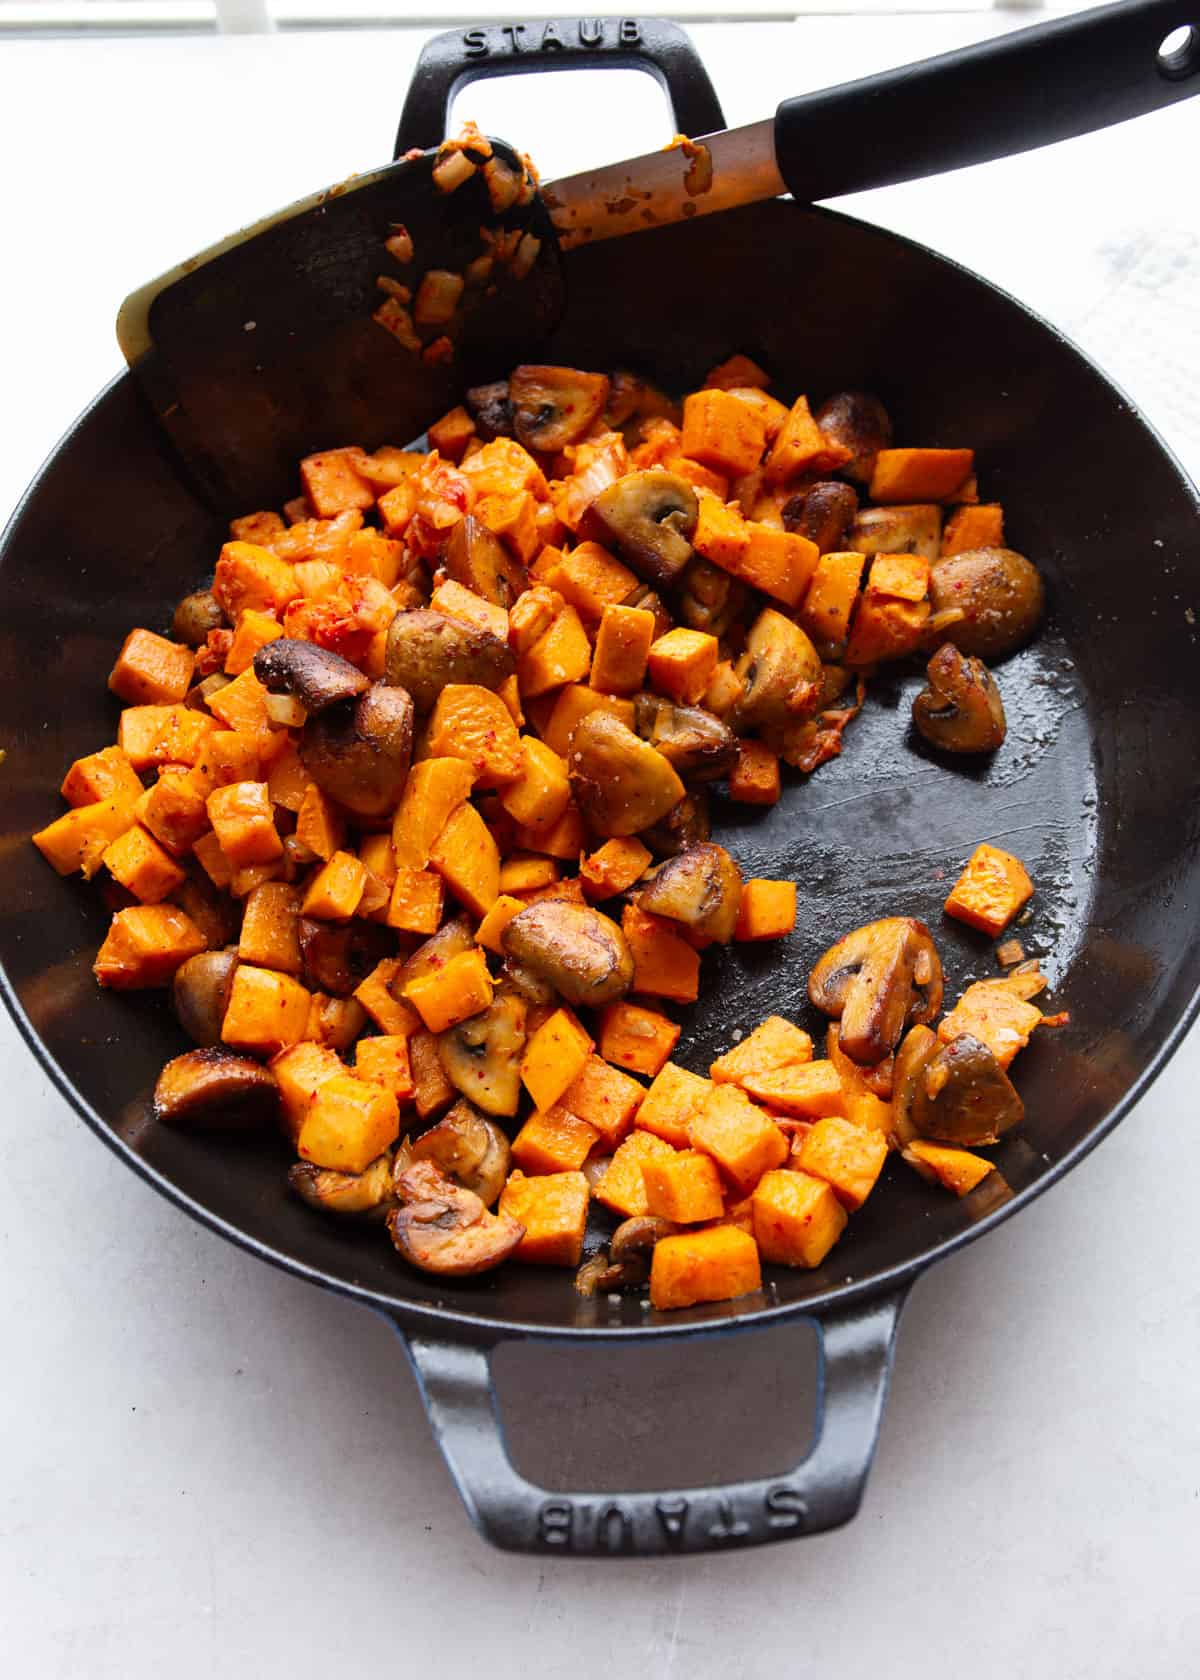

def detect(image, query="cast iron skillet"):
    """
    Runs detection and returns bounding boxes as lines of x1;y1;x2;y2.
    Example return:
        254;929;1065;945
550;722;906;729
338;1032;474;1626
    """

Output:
2;21;1200;1556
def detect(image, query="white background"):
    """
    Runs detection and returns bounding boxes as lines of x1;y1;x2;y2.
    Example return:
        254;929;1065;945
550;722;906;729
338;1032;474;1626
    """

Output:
2;18;1199;1678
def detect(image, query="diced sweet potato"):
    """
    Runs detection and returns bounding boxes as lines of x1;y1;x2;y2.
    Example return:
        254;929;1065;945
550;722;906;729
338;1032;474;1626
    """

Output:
270;1040;344;1140
498;854;559;893
213;540;301;619
404;947;494;1034
385;865;444;935
704;353;770;391
426;684;523;786
869;448;974;504
867;551;930;603
521;1006;593;1111
221;963;311;1053
512;803;586;861
944;842;1034;936
642;1149;724;1223
496;737;571;832
428;801;500;918
33;796;137;879
409;1027;457;1119
825;1025;892;1133
517;604;592;697
728;740;781;806
589;604;655;696
751;1169;847;1267
649;1225;761;1311
621;904;700;1004
199;731;261;792
593;1130;676;1219
844;594;930;668
499;1170;589;1266
711;1016;813;1087
741;1059;845;1119
427;405;476;462
511;1105;599;1175
796;1116;888;1211
355;1034;415;1104
237;881;302;974
101;821;187;904
937;973;1051;1070
224;608;283;677
734;879;796;942
391;758;476;869
580;836;651;899
689;1083;788;1193
297;1072;400;1174
598;1001;681;1077
300;449;376;517
206;781;282;869
538;684;635;758
562;1054;644;1150
108;628;195;705
296;783;346;862
738;524;818;608
300;850;367;920
764;395;850;485
93;904;206;989
61;745;143;809
205;667;272;738
902;1139;995;1196
543;540;637;623
646;627;719;706
799;551;865;649
691;491;748;572
681;388;767;476
473;893;525;954
118;704;215;771
635;1061;712;1148
941;503;1004;557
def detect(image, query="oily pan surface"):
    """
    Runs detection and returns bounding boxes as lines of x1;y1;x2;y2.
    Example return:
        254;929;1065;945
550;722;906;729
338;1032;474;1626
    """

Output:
2;202;1199;1334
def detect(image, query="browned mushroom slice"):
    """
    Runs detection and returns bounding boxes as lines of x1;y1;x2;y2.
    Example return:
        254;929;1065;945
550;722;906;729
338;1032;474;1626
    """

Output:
620;583;673;640
731;608;822;732
388;1159;524;1275
153;1047;279;1129
442;514;528;610
437;990;526;1117
397;918;476;991
928;547;1045;660
185;671;233;714
409;1100;512;1205
813;391;893;483
809;918;944;1066
500;957;557;1008
288;1152;396;1218
502;900;634;1007
172;588;225;647
383;607;515;712
575;1215;678;1296
299;682;413;818
910;1032;1024;1146
509;364;610;452
639;842;744;944
583;470;698;588
464;380;513;440
782;482;859;556
568;711;686;838
632;693;737;782
890;1024;939;1147
254;638;369;714
850;503;943;562
172;948;239;1046
912;643;1007;753
641;789;712;858
676;557;747;638
605;371;679;441
298;919;395;997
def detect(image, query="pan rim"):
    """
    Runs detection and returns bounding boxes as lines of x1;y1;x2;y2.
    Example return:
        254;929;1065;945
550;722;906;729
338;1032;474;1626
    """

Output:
3;198;1199;1342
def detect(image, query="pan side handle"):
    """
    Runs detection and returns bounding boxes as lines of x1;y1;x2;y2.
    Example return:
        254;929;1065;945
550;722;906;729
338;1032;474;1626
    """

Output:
394;17;725;158
386;1287;907;1557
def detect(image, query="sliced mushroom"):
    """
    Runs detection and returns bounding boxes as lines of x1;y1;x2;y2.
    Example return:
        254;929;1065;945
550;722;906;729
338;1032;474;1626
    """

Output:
502;900;634;1007
409;1100;512;1205
298;918;396;997
583;470;698;588
288;1153;396;1218
605;371;679;442
253;638;369;714
677;557;746;638
782;481;859;555
890;1024;939;1148
574;1215;677;1296
851;503;943;562
620;582;673;640
928;547;1045;660
388;1159;524;1275
910;1032;1024;1146
809;918;944;1066
442;514;528;610
509;364;610;452
383;607;514;712
172;948;239;1046
641;789;711;858
501;958;557;1007
299;682;413;818
464;380;513;440
731;608;822;732
153;1047;278;1129
398;918;475;990
568;711;686;838
912;643;1007;753
639;842;743;944
813;391;893;484
172;588;225;647
632;693;736;782
437;990;526;1117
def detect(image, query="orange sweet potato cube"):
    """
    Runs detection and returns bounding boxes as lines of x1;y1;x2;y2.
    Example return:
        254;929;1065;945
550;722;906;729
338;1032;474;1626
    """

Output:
620;904;700;1005
238;881;302;974
869;448;974;504
944;842;1035;936
737;524;818;608
512;802;586;861
199;730;261;790
902;1139;995;1196
642;1149;724;1224
355;1034;415;1104
300;850;367;920
221;963;311;1053
664;453;729;500
426;684;523;786
689;1083;788;1193
799;551;865;649
404;947;493;1034
544;540;637;624
358;831;396;888
428;801;500;919
521;1006;593;1111
593;1130;676;1219
764;395;850;485
728;740;781;806
867;551;930;603
562;1054;644;1150
385;865;444;935
391;758;476;869
377;478;416;537
136;770;212;857
427;405;476;462
826;1025;892;1134
99;822;183;903
474;893;526;954
537;684;635;757
937;974;1048;1070
297;1072;400;1174
649;1226;761;1311
93;904;206;989
580;836;652;898
270;1040;344;1140
498;854;559;893
108;628;195;705
213;540;301;619
206;780;281;869
499;1170;589;1266
60;745;143;808
224;608;283;676
354;957;420;1036
598;1001;681;1077
704;353;770;391
646;627;719;706
429;578;510;641
711;1016;813;1087
681;388;767;476
230;510;284;545
844;595;930;668
691;491;749;572
496;737;571;832
941;503;1004;557
517;604;592;697
734;879;796;942
635;1061;712;1147
589;604;655;696
751;1169;847;1267
296;783;346;862
511;1105;599;1175
206;668;273;740
118;704;215;771
796;1116;888;1211
742;1059;845;1118
299;448;376;517
33;797;137;879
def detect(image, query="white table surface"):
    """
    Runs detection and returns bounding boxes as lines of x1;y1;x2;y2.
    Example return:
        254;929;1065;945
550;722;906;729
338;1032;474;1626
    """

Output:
3;18;1199;1678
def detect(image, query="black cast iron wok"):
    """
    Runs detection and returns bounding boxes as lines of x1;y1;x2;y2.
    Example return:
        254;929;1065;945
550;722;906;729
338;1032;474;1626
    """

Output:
2;18;1200;1556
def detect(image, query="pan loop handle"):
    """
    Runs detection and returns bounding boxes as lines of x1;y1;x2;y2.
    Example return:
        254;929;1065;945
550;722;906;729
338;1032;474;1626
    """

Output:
386;1286;907;1556
394;17;726;158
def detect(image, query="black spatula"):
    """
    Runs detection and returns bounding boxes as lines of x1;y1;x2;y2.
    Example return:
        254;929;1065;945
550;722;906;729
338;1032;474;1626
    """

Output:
117;4;1200;515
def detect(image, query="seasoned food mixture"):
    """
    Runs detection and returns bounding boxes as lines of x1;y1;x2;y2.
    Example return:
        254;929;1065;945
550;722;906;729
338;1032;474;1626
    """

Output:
32;355;1065;1310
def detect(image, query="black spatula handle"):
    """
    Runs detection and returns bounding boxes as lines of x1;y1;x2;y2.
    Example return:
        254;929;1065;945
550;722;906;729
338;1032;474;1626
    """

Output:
395;17;725;157
776;0;1200;203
